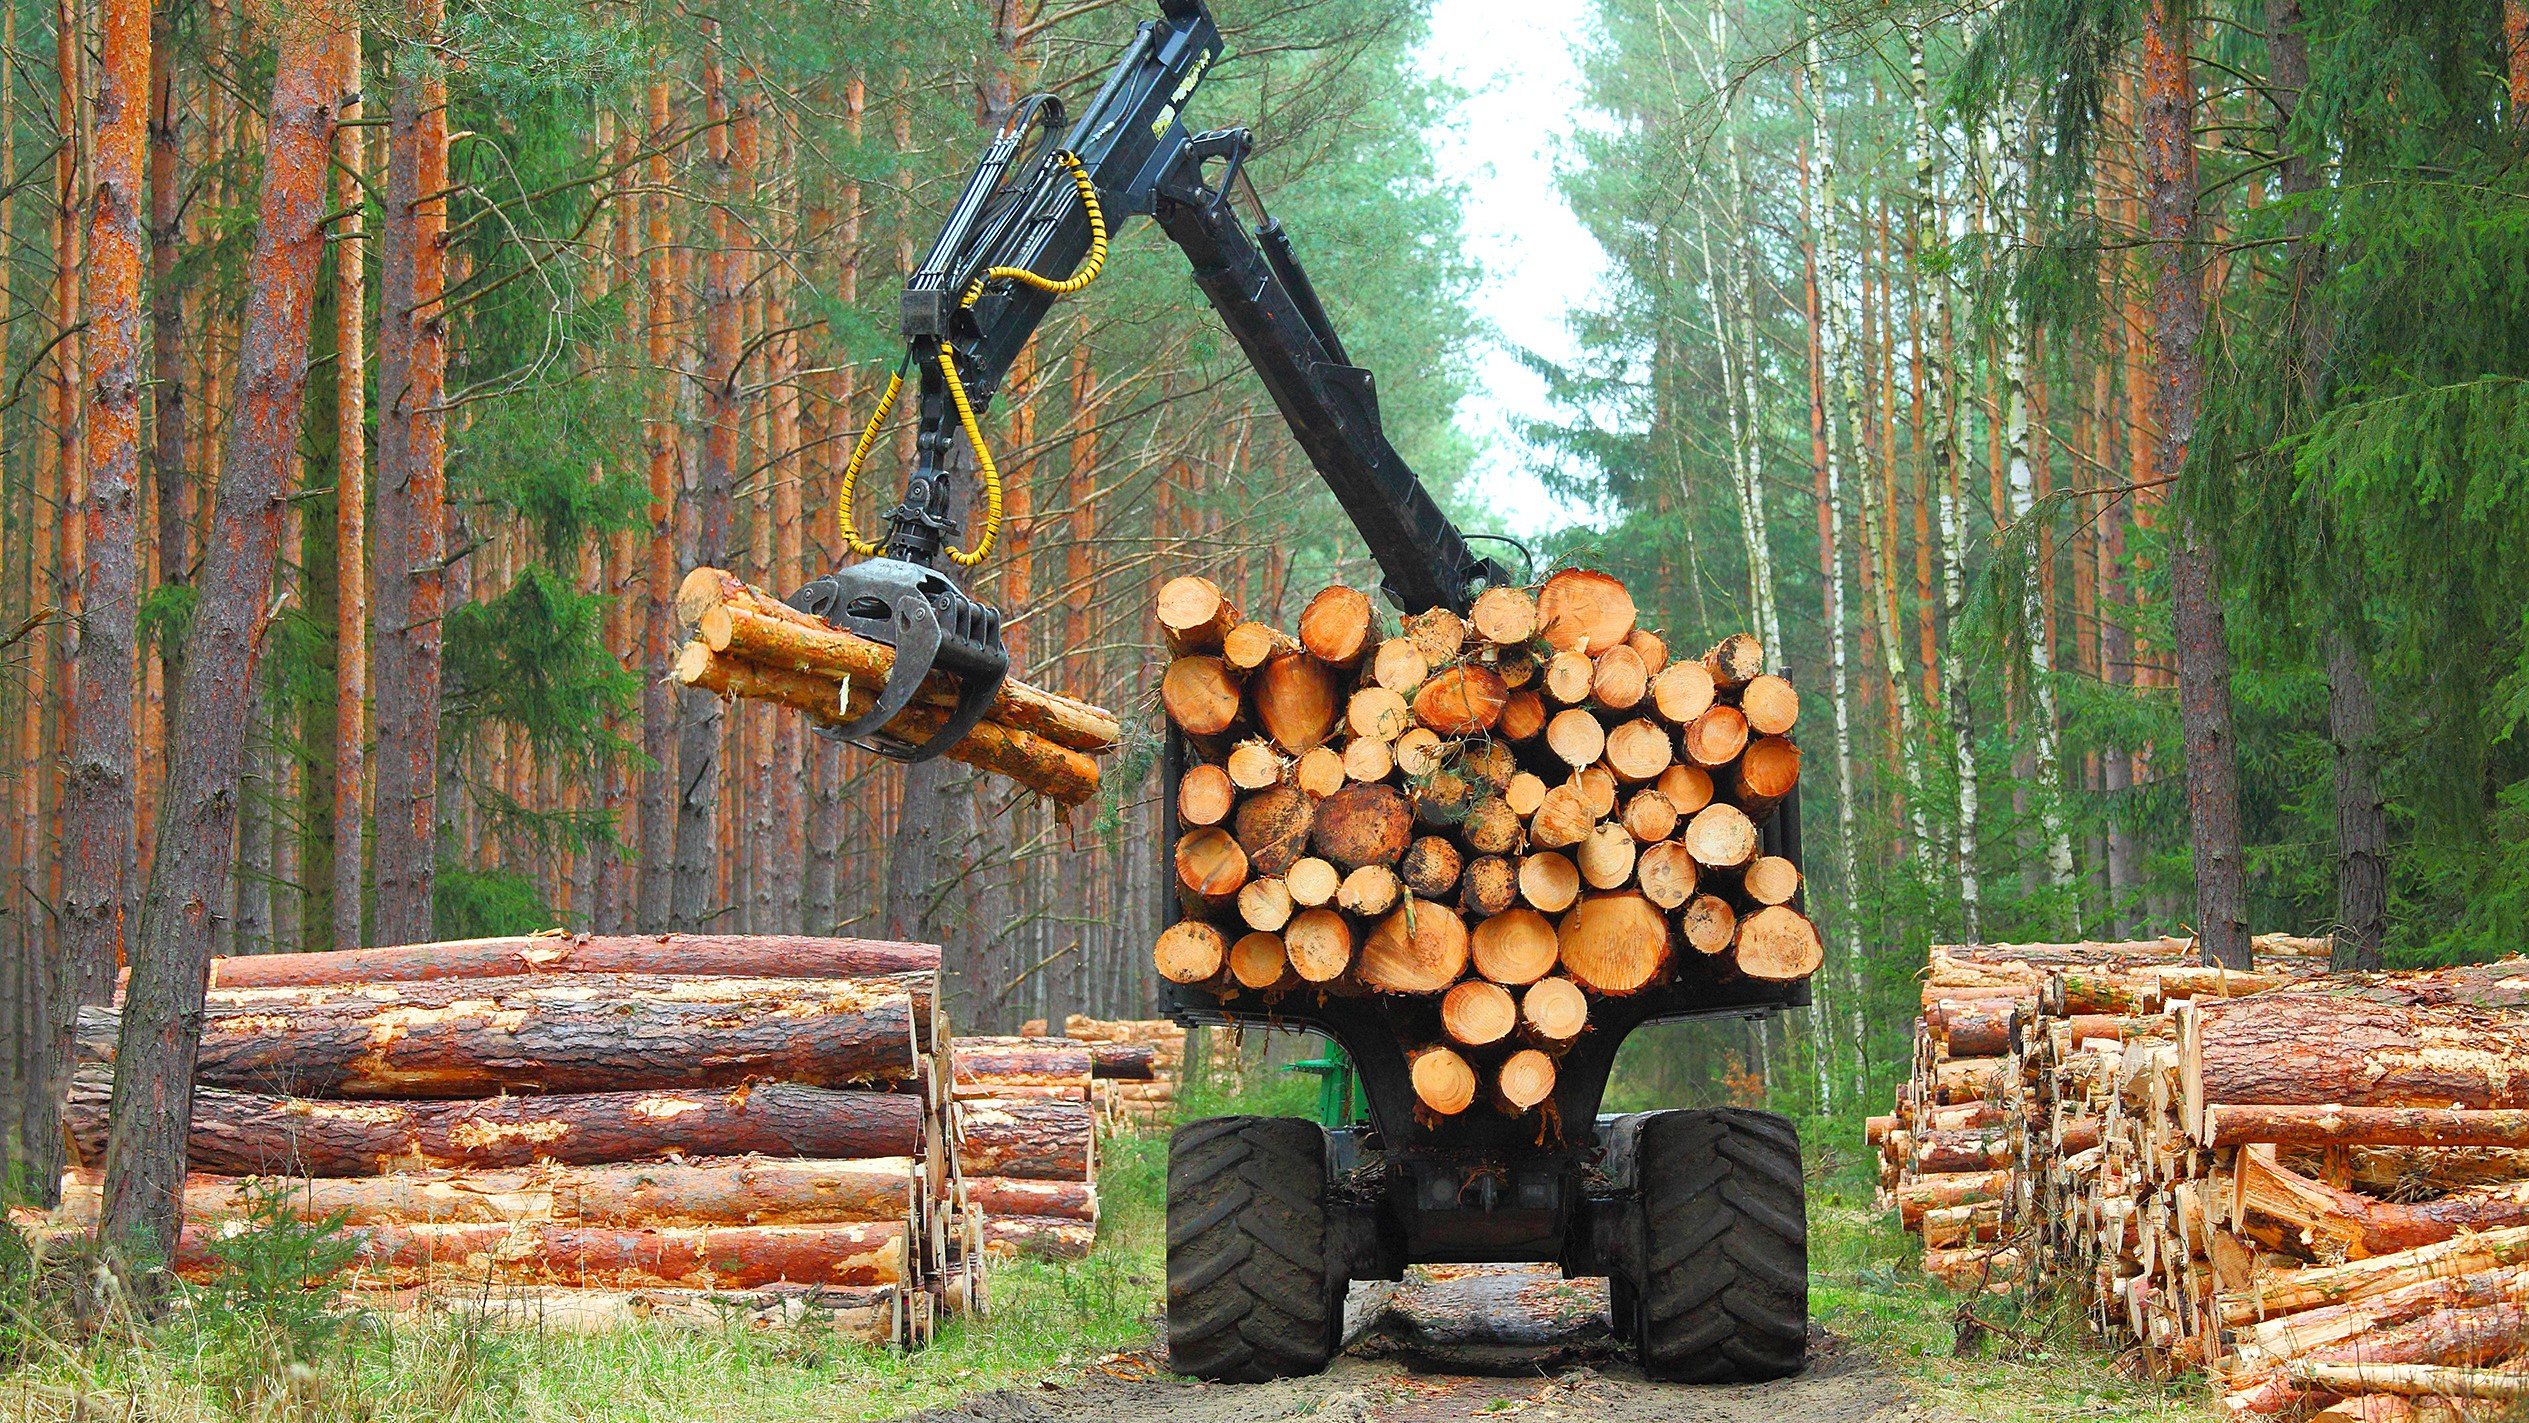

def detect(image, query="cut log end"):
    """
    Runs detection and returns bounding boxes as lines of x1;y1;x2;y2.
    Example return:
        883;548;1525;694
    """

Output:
1154;922;1228;985
1520;976;1589;1044
1441;980;1518;1047
1410;1046;1478;1116
1496;1049;1557;1113
1735;906;1823;982
1470;907;1559;986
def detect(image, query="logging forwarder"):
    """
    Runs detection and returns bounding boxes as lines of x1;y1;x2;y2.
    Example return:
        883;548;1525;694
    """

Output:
797;0;1813;1387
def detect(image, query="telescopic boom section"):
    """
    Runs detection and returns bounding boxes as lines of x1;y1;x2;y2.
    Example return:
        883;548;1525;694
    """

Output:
895;0;1503;614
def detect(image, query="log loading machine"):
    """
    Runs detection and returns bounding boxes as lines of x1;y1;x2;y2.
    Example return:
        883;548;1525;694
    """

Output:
794;0;1811;1384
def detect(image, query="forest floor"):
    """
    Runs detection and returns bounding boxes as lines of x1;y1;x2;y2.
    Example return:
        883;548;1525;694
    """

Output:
0;1108;2221;1423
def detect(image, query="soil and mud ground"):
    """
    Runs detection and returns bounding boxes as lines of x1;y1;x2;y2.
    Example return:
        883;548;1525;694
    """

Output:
916;1264;1913;1423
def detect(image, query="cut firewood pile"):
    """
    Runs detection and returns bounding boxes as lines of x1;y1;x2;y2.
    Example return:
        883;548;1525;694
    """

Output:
1876;942;2529;1416
1154;568;1822;1120
671;568;1120;807
1020;1015;1243;1130
41;933;1101;1347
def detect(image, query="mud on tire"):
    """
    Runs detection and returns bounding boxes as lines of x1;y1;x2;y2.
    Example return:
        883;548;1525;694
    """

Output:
1166;1115;1341;1382
1632;1107;1808;1383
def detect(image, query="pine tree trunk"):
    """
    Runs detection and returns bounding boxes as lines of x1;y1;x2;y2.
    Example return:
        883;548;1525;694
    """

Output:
62;0;149;1010
636;69;677;932
330;26;366;948
98;17;339;1267
671;27;740;932
804;77;863;936
2142;0;2249;969
369;0;449;946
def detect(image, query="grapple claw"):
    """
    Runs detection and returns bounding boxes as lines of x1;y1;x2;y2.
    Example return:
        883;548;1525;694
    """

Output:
785;557;1010;762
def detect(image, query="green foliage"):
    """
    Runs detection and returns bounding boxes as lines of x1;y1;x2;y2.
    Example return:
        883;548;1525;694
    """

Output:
443;564;639;768
434;862;561;939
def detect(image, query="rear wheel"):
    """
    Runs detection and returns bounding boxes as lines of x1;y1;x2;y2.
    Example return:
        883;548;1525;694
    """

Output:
1166;1115;1342;1382
1632;1107;1807;1382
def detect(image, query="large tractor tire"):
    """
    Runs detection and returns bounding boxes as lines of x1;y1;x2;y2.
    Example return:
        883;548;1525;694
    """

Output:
1165;1115;1343;1382
1630;1107;1808;1383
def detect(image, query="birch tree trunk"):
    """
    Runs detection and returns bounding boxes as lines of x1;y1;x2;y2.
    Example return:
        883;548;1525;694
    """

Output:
99;12;339;1266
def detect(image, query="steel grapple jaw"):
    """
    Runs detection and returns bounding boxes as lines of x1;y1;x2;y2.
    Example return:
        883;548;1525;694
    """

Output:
785;558;1011;762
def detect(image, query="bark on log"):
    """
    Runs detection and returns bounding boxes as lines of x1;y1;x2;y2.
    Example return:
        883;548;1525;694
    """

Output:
1733;736;1802;819
171;1219;909;1290
1896;1169;2009;1227
198;935;942;991
952;1039;1094;1090
1311;783;1413;869
425;1284;902;1340
1932;1002;2014;1058
2223;1305;2529;1414
1400;836;1465;899
679;570;1119;752
965;1176;1096;1222
2216;1225;2529;1325
676;645;1099;805
2190;996;2529;1122
956;1097;1097;1179
1702;633;1765;688
1912;1129;2012;1174
1233;784;1314;878
981;1216;1096;1261
2232;1147;2529;1258
1461;856;1519;917
2206;1106;2529;1150
81;976;931;1097
59;1157;920;1228
1460;798;1522;857
64;1076;930;1176
2287;1364;2529;1403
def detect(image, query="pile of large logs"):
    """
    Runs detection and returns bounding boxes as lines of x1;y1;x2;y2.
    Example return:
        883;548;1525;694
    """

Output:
54;934;1013;1345
1022;1015;1242;1130
1878;943;2529;1417
1154;569;1821;1119
671;568;1120;807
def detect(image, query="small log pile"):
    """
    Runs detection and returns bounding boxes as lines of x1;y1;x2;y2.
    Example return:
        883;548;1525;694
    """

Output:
55;934;992;1345
1878;946;2529;1417
1021;1015;1242;1130
940;1033;1148;1260
1154;569;1821;1120
671;568;1120;807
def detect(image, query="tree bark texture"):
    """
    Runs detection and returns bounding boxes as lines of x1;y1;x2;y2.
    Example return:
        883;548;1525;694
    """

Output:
331;24;369;950
98;21;341;1265
2192;996;2529;1112
369;0;450;946
156;1219;909;1290
636;69;678;931
2142;0;2249;970
81;976;930;1097
195;933;941;989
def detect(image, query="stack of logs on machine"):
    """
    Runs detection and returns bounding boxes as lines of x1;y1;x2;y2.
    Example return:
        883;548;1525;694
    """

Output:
44;935;1096;1345
1876;939;2529;1419
1154;567;1823;1119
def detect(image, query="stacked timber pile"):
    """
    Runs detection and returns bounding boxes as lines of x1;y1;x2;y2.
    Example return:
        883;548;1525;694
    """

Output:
671;568;1119;807
1872;935;2330;1292
57;934;1015;1345
1880;947;2529;1417
1021;1016;1242;1130
1153;568;1821;1119
941;1032;1160;1259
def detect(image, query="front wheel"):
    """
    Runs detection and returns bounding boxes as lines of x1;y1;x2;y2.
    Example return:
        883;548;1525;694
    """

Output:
1165;1115;1342;1382
1631;1107;1808;1382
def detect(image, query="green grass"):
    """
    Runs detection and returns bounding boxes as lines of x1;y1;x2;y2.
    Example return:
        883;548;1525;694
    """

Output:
1;1075;2220;1422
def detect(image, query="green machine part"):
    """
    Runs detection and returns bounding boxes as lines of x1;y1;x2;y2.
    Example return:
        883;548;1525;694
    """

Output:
1287;1040;1365;1128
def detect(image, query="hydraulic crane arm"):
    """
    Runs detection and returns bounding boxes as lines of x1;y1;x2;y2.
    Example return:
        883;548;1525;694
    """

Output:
800;0;1501;760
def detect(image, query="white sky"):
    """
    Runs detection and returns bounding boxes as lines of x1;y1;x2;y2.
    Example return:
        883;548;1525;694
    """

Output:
1421;0;1611;538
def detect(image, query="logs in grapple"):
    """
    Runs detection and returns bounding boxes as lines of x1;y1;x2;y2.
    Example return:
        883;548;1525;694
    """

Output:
671;567;1116;806
1151;569;1820;1117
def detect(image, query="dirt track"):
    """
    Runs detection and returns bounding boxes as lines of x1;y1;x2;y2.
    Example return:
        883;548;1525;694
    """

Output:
915;1266;1910;1423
